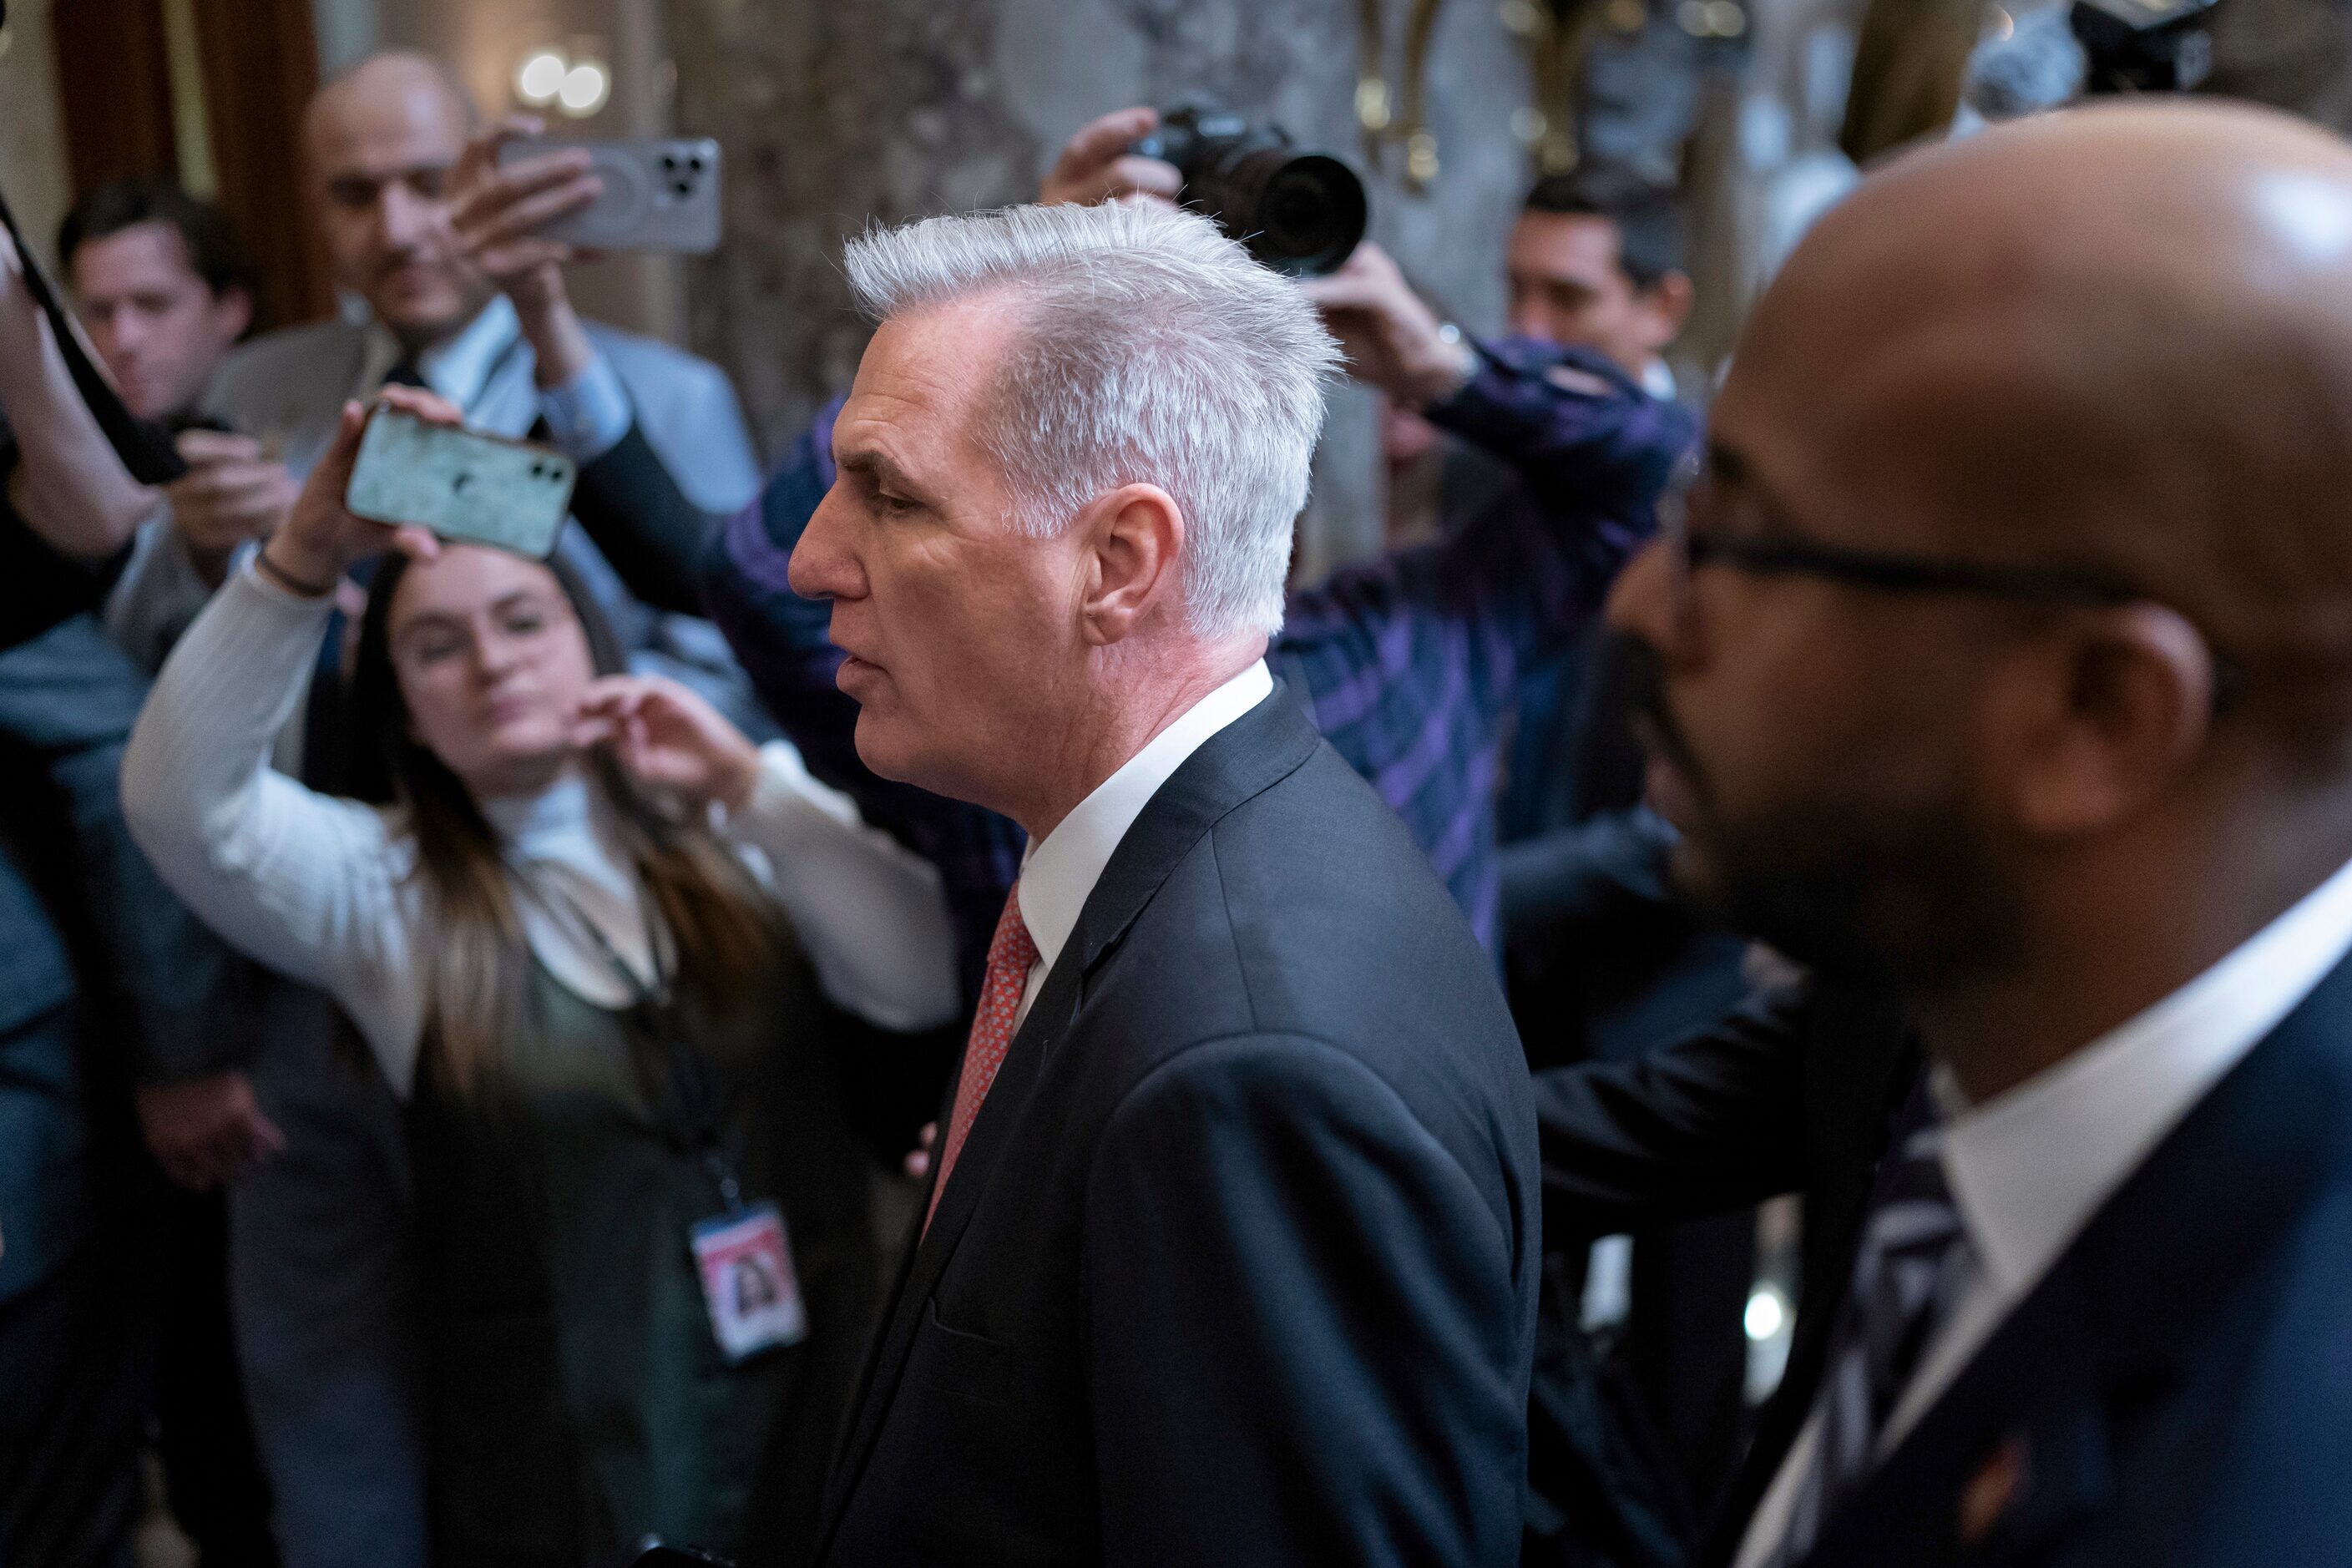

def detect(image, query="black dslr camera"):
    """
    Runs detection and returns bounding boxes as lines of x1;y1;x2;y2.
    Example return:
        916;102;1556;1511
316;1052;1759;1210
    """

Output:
2071;0;2223;94
1131;107;1368;278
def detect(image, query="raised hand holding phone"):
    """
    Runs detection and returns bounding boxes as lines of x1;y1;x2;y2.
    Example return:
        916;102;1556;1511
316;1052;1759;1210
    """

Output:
255;387;448;597
342;406;576;559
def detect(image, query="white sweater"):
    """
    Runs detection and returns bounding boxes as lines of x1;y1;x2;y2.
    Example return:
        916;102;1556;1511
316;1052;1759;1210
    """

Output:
121;563;961;1097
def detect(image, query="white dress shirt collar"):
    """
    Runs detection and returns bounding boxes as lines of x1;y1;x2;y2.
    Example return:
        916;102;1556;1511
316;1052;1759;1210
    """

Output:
1016;660;1275;981
1737;852;2352;1568
358;294;522;410
1939;850;2352;1297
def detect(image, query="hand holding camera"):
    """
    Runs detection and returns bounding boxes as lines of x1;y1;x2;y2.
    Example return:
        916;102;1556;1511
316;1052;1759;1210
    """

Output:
1043;104;1367;278
1040;108;1184;208
1297;241;1474;408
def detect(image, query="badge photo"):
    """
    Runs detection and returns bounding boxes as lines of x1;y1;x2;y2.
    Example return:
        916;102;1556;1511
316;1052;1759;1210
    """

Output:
690;1202;807;1362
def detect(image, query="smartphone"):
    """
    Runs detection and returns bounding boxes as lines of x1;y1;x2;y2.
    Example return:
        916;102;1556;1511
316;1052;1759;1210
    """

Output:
344;407;575;559
498;136;723;254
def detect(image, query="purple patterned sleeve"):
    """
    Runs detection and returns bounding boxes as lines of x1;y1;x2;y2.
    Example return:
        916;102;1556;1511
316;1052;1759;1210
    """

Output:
1273;341;1698;948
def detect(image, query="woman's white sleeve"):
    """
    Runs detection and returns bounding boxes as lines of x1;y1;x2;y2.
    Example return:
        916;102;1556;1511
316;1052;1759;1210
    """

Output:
121;564;425;1091
721;738;961;1031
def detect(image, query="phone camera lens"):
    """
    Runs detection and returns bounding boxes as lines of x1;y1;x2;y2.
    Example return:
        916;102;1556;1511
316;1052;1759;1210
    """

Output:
673;180;695;196
686;154;706;173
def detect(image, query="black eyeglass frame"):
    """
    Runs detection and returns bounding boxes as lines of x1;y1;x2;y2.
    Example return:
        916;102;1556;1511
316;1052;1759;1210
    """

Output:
1656;481;2245;709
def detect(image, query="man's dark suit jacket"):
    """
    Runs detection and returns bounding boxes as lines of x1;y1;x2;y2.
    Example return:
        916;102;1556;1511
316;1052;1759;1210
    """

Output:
1534;982;1920;1565
1542;953;2352;1566
815;686;1541;1568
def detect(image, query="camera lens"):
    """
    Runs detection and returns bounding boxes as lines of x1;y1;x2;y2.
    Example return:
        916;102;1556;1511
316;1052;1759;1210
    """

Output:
1252;155;1367;276
1195;148;1367;277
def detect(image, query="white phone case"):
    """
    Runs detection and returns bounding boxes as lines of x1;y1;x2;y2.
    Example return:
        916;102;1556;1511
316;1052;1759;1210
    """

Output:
343;409;575;559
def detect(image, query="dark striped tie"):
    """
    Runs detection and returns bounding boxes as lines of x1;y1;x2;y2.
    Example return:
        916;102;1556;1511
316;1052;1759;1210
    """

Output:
1763;1083;1973;1565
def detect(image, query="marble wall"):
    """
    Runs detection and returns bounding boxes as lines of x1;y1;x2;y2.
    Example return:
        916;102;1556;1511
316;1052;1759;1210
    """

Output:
666;0;1537;574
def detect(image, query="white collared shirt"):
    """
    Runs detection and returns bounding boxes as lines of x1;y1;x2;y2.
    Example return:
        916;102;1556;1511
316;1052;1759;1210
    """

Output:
357;293;633;460
1009;660;1275;1029
359;293;522;408
1737;850;2352;1568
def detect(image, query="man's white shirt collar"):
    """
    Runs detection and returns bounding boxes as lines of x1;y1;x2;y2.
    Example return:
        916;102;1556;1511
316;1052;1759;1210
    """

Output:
1015;660;1274;983
1737;851;2352;1568
357;294;521;410
1936;849;2352;1300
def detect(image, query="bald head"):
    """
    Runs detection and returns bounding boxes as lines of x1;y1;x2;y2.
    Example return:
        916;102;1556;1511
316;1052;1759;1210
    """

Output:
1606;101;2352;1025
305;49;488;346
1733;102;2352;750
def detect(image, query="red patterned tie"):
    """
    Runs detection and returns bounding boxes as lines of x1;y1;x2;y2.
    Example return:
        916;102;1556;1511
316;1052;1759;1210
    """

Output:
924;888;1039;1234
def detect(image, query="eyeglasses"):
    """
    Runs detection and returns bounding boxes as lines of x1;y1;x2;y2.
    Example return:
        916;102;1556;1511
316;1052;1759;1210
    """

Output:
1657;468;2243;707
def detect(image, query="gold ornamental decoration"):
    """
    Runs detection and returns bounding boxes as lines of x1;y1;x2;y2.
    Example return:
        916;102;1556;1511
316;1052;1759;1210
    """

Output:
1356;0;1451;190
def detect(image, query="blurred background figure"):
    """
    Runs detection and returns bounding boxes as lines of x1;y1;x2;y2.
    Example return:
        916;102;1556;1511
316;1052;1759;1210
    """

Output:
0;208;273;1566
47;181;286;1568
60;185;254;428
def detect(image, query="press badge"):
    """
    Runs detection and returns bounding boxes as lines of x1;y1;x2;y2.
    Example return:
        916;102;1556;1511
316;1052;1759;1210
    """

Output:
690;1202;807;1361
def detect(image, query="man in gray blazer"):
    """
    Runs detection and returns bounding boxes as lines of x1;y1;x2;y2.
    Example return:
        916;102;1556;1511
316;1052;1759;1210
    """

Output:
99;50;765;1568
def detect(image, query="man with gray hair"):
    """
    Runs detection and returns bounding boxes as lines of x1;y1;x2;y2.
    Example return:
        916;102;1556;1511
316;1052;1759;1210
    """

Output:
792;199;1539;1566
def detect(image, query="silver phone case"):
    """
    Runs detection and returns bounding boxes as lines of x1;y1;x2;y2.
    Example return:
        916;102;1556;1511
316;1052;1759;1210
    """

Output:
499;137;723;255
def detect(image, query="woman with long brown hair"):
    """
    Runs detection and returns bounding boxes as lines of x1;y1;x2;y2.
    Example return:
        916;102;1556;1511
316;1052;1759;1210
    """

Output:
123;390;960;1566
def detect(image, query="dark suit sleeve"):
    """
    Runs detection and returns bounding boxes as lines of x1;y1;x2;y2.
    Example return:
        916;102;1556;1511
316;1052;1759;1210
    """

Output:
1084;1034;1527;1568
565;421;722;618
1533;983;1817;1243
1498;803;1680;932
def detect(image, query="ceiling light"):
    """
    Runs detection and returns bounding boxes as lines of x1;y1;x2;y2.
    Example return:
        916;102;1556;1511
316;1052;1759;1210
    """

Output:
515;50;566;107
558;60;610;117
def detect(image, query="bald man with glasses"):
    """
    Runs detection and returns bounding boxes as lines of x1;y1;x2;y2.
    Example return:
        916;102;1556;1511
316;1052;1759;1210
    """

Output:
1536;101;2352;1568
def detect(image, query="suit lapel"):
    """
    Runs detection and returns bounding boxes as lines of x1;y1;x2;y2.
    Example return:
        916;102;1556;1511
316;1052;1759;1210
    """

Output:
1803;949;2352;1566
817;946;1085;1534
815;686;1323;1548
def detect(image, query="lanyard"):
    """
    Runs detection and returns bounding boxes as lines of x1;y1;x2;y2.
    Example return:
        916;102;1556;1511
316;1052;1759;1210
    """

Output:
513;866;746;1213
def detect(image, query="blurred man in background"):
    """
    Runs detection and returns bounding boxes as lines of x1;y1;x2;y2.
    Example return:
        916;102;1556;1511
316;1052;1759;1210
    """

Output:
1507;164;1693;390
1486;165;1768;1556
1313;157;1757;1556
0;202;270;1566
61;184;253;427
57;180;285;1566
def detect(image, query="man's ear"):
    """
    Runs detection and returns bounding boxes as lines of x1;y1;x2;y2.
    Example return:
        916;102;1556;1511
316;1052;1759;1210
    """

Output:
2003;604;2216;839
1078;483;1185;646
1639;271;1694;352
212;286;254;346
